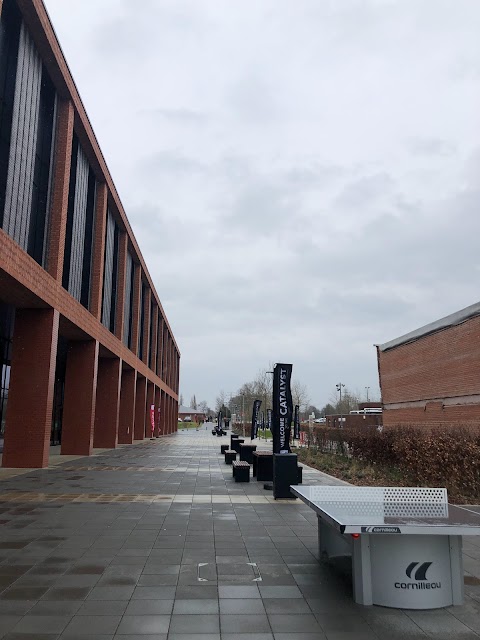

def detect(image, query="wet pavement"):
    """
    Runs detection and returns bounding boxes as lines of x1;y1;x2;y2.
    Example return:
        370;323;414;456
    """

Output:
0;426;478;639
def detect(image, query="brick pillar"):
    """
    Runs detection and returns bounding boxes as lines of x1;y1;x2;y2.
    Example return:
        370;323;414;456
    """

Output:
174;397;178;433
47;99;74;281
118;368;136;444
142;288;151;364
130;265;142;357
2;309;59;468
93;357;121;448
146;381;154;438
0;1;4;18
61;340;99;456
168;395;172;434
134;375;146;440
154;386;160;437
89;183;108;319
159;390;166;435
115;231;128;341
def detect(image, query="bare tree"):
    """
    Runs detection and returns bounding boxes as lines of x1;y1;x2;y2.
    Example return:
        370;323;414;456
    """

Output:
292;380;310;417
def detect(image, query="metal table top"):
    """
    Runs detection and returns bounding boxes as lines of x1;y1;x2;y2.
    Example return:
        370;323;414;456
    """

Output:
291;485;480;536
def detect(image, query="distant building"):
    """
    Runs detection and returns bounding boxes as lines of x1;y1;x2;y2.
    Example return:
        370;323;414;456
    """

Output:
377;302;480;428
178;406;207;422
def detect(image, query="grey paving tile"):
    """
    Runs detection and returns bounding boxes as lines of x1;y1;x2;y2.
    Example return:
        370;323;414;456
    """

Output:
11;614;71;634
116;614;171;634
220;614;271;633
269;614;323;633
219;599;266;614
218;586;260;599
124;599;174;615
259;586;303;599
169;614;219;633
62;614;121;635
172;599;219;614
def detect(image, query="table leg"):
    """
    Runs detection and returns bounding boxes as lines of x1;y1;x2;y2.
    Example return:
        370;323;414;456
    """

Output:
352;534;373;606
449;535;464;605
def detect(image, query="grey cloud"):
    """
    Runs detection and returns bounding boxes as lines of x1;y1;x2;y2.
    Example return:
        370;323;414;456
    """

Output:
408;137;456;157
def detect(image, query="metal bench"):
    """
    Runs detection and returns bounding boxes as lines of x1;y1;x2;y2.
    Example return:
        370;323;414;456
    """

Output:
224;449;237;464
232;460;250;482
291;485;480;609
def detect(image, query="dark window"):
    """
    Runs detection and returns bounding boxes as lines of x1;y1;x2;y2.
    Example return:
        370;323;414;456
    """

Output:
28;66;56;266
51;336;67;446
80;171;96;308
0;0;21;229
101;210;119;333
138;282;145;359
0;301;14;446
123;252;134;348
3;21;43;250
148;299;154;369
63;135;94;304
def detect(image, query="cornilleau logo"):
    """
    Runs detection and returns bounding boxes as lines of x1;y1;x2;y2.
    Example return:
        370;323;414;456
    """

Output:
406;562;431;581
395;562;441;591
361;526;401;533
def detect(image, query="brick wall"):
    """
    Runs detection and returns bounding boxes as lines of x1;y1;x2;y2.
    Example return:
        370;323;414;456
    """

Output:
378;315;480;428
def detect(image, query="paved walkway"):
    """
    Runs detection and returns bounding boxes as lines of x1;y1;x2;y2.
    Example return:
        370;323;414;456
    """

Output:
0;426;478;639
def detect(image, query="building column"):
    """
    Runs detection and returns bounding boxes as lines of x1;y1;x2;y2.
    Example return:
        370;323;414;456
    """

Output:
168;396;173;433
154;386;160;437
61;340;99;455
2;309;59;468
158;390;165;435
89;183;108;320
174;397;178;433
134;375;146;440
146;381;154;438
47;99;74;281
93;357;121;448
118;369;136;444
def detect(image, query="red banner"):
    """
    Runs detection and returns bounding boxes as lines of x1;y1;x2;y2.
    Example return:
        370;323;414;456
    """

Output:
150;405;155;436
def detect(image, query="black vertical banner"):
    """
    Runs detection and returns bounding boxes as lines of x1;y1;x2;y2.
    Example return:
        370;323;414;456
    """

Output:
250;399;262;440
217;411;222;431
294;404;300;439
272;363;293;453
267;409;272;433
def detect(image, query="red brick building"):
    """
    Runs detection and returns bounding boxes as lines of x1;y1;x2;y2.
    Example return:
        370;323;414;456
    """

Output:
0;0;180;467
377;302;480;428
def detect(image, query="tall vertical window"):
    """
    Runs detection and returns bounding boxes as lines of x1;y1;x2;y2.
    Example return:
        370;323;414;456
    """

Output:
123;251;134;348
101;209;119;332
1;8;57;264
138;282;146;359
0;0;21;230
63;134;96;306
148;299;154;369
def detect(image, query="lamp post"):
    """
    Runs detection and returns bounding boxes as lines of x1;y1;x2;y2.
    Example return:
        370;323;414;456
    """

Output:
241;393;245;437
336;382;345;428
365;386;370;403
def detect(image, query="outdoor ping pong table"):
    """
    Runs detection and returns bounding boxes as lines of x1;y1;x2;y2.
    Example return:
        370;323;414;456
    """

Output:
290;485;480;609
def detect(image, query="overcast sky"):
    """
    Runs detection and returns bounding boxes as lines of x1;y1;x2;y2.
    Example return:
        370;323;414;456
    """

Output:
44;0;480;409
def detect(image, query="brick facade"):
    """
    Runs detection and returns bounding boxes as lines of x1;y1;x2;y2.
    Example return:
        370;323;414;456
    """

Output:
0;0;179;468
377;310;480;428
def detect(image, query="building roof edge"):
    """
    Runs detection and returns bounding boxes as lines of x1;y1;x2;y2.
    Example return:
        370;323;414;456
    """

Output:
378;300;480;352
